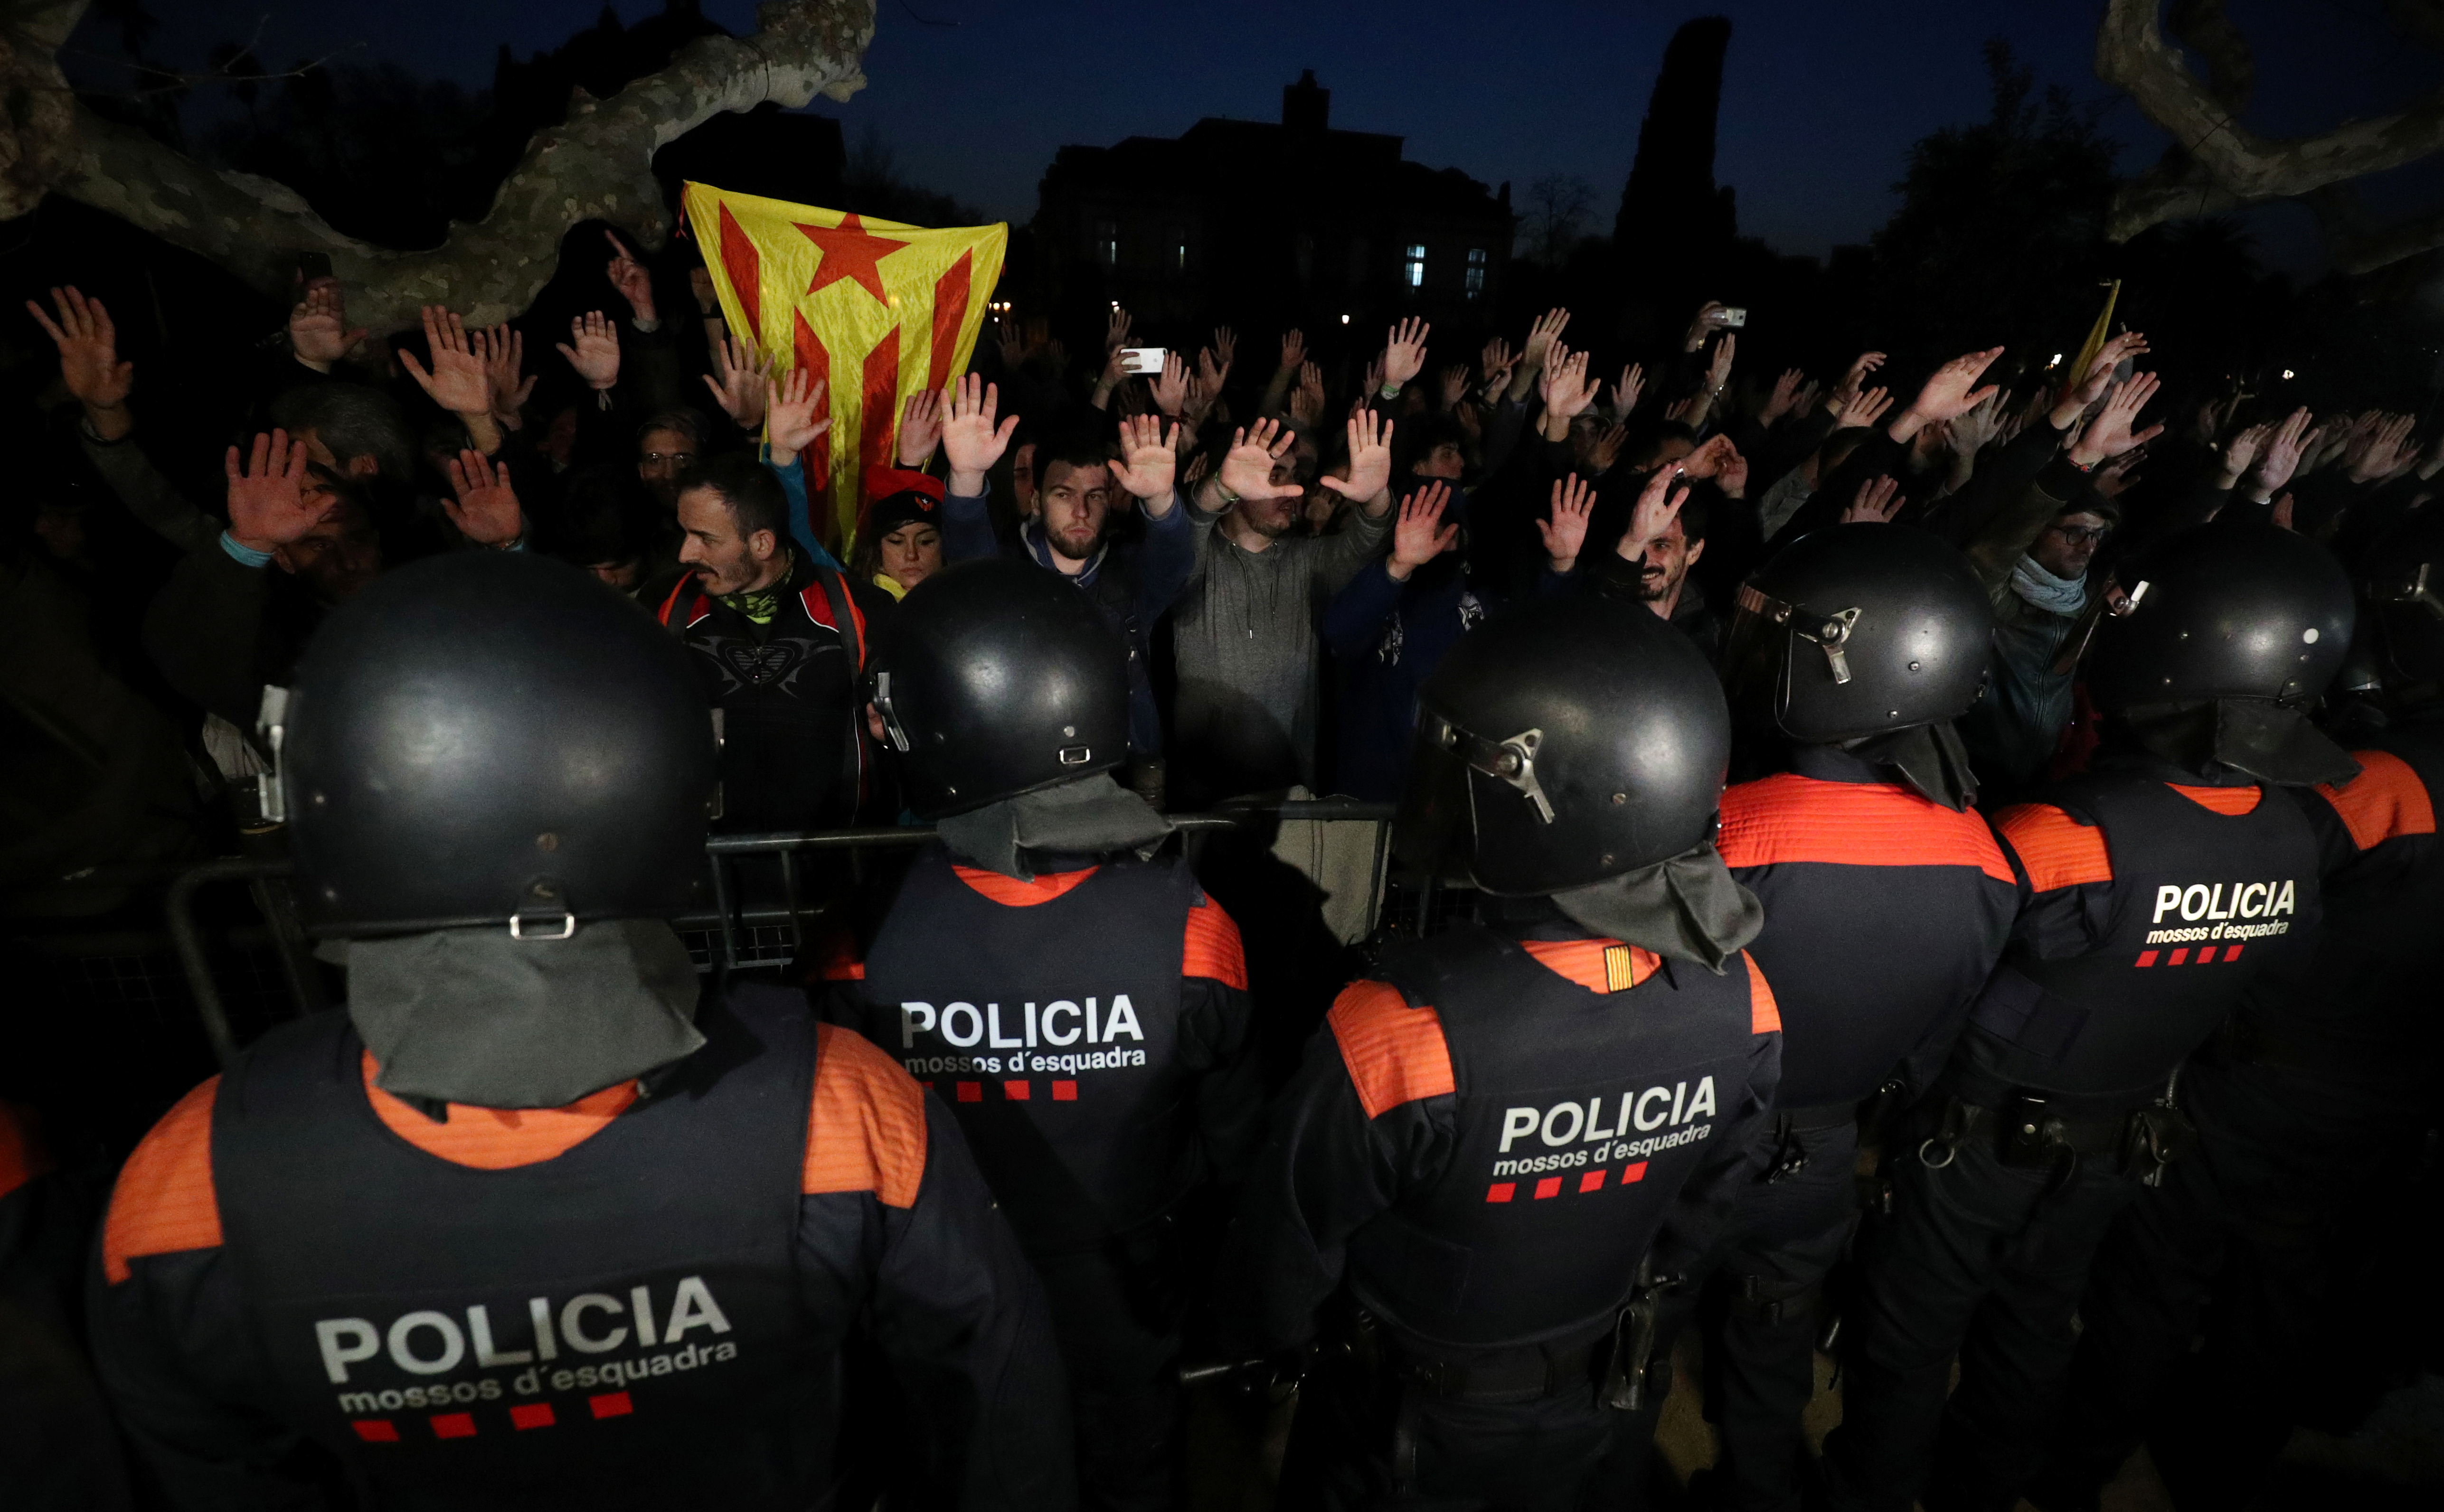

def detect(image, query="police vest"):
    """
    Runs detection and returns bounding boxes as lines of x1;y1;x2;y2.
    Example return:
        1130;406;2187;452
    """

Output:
1719;772;2018;1107
1967;775;2321;1100
657;567;867;830
1346;925;1769;1350
848;846;1207;1250
209;987;825;1511
2242;726;2444;1067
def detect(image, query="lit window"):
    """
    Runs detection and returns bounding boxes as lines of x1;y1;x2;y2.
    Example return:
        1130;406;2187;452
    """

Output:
1095;221;1117;266
1465;247;1487;299
1404;244;1426;288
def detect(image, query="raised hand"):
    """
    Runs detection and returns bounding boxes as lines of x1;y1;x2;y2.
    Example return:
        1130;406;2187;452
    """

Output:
27;285;133;419
1279;327;1306;374
553;310;621;392
764;367;831;470
1679;432;1741;482
1152;351;1190;417
402;305;494;416
1212;326;1236;372
2069;371;2166;468
1291;361;1326;429
1109;411;1180;503
1587;421;1628;475
1320;408;1396;511
476;325;535;428
1826;350;1886;414
2216;422;2272;488
1704;331;1737;394
1947;387;2008;456
1481;335;1517;394
997;317;1024;370
224;430;324;554
1440;364;1470;411
2251;406;2314;498
1838;385;1895;430
1383;317;1431;390
1683;300;1732;351
1183;370;1219;430
1105;306;1134;353
1198;343;1229;394
605;231;656;324
2349;413;2418;483
1538;473;1596;572
942;373;1019;492
1610;363;1646;420
896;388;944;467
1891;347;2004;441
1219;418;1303;503
443;449;524;546
1761;367;1805;426
287;281;366;371
2095;448;2146;499
1387;482;1460;580
1515;308;1570;395
1843;474;1903;525
1539;345;1597;426
1619;459;1690;562
699;333;771;428
689;263;718;317
2051;331;2150;425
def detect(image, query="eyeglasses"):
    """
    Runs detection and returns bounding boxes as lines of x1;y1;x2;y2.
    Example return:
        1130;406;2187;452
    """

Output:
2047;524;2110;545
640;451;698;468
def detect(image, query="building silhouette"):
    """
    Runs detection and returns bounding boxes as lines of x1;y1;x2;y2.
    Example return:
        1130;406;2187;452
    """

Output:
1033;71;1513;338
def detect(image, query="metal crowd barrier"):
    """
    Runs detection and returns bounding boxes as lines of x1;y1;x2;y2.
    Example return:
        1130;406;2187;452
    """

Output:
131;800;1398;1069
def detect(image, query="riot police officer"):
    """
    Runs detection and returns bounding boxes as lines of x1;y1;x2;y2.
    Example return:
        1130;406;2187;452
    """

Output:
1221;592;1783;1509
823;559;1263;1511
2030;513;2444;1511
1817;522;2357;1512
1702;526;2019;1512
87;552;1072;1510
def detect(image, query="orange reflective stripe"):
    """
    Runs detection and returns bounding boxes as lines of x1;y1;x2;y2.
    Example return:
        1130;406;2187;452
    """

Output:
803;1024;926;1208
838;575;868;671
2169;784;2262;816
1183;896;1250;988
1995;804;2114;891
1717;774;2014;884
0;1101;53;1203
951;864;1099;906
2317;750;2436;851
656;575;691;626
362;1052;637;1170
1326;980;1455;1120
1519;938;1655;994
103;1078;222;1284
1745;953;1781;1035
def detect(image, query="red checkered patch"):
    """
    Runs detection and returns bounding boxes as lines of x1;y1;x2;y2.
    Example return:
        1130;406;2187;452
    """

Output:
1002;1080;1030;1100
1052;1080;1078;1100
352;1419;399;1443
1485;1182;1517;1202
509;1402;556;1430
429;1412;477;1439
588;1392;633;1419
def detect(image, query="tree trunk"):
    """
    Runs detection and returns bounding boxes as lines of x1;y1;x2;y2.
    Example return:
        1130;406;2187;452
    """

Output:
18;0;876;332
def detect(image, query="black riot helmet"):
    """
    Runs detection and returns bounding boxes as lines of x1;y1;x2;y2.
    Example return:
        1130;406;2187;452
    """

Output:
1726;525;1993;742
2086;523;2353;714
2358;507;2444;686
867;557;1129;818
1397;595;1729;895
280;552;716;935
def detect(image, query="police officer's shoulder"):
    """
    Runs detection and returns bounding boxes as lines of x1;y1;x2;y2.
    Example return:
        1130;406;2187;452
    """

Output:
1717;771;2013;883
100;1078;222;1285
1989;799;2114;893
805;1024;927;1210
2313;747;2438;853
1324;978;1456;1120
1183;884;1247;989
1738;951;1782;1038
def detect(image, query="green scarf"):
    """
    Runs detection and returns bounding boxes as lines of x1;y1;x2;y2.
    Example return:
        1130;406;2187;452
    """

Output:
718;550;793;625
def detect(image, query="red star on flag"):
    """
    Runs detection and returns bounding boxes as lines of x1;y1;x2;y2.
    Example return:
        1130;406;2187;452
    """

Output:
796;213;911;304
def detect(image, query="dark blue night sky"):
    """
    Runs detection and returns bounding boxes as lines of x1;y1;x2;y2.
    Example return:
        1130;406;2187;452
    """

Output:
111;1;2444;278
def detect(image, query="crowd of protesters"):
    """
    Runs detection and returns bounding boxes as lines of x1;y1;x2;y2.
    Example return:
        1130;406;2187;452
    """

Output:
10;216;2444;1509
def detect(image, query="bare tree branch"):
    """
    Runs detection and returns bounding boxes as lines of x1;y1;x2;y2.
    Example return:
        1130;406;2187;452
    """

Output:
19;0;876;332
2167;0;2253;113
2096;0;2444;246
0;0;88;220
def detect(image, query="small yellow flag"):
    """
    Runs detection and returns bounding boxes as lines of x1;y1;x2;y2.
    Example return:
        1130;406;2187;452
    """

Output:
681;182;1007;548
2062;279;2122;403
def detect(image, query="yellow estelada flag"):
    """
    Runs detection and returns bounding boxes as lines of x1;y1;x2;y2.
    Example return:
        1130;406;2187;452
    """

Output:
2061;279;2122;404
681;181;1007;551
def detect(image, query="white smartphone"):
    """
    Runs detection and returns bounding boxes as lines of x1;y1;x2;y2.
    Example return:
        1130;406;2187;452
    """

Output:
1718;307;1748;328
1120;347;1167;375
